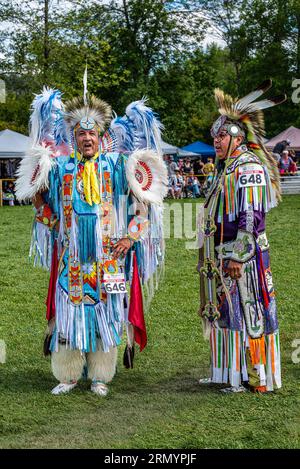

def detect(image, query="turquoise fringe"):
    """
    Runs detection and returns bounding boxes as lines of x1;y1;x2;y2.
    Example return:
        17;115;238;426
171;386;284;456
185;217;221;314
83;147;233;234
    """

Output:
50;304;122;353
78;215;97;264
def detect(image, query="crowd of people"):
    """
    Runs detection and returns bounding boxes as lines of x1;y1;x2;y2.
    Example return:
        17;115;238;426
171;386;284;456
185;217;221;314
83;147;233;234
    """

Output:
165;155;215;199
164;139;299;201
2;142;299;208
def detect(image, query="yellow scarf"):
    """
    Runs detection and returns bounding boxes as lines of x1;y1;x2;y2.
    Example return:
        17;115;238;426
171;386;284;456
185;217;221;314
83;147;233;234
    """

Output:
80;153;101;206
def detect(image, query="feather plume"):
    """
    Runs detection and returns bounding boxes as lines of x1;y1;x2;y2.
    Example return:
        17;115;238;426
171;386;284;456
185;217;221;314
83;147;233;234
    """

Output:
125;97;164;155
110;114;135;152
235;79;272;111
214;88;240;120
243;94;287;112
215;88;286;123
30;87;69;148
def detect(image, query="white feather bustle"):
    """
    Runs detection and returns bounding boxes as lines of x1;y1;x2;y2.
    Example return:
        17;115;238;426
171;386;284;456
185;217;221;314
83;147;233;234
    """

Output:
126;149;168;205
15;144;54;202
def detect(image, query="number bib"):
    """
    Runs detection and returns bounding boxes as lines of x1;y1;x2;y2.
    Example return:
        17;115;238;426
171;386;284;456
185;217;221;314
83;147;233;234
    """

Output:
103;273;126;294
238;164;266;187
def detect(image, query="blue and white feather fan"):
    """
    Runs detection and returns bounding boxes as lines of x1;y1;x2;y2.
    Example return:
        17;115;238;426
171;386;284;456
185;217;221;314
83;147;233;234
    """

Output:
110;113;135;152
30;87;69;147
125;97;164;155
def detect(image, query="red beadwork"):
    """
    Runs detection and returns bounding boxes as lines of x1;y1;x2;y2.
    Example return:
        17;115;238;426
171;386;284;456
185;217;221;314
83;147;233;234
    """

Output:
135;161;153;191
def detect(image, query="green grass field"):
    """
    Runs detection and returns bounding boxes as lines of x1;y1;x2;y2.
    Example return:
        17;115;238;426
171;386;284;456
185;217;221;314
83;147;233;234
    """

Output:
0;197;299;449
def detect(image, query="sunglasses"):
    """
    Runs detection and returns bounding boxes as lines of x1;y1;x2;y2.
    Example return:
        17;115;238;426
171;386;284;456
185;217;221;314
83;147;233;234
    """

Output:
212;131;228;141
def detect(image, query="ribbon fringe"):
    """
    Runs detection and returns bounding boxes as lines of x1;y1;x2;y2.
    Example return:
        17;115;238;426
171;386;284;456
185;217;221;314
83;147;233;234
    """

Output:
210;327;281;390
219;166;277;223
51;284;127;353
30;221;53;270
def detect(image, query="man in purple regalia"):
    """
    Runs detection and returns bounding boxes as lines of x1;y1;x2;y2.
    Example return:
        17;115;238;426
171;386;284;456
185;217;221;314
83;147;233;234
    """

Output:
198;80;286;393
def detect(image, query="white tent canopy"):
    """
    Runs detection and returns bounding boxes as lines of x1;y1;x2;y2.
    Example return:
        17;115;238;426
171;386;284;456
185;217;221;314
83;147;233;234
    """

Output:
0;131;200;159
0;132;199;158
0;129;30;159
266;126;300;151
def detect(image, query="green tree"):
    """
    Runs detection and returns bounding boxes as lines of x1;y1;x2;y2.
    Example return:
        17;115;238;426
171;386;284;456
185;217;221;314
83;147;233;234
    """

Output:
196;0;299;136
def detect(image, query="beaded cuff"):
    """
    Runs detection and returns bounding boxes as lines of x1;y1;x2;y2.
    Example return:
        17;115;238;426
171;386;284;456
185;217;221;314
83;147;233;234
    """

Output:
35;204;58;230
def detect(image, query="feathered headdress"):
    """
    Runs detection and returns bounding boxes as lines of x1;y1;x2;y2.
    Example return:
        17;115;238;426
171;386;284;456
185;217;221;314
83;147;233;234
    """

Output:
212;79;286;201
64;95;112;132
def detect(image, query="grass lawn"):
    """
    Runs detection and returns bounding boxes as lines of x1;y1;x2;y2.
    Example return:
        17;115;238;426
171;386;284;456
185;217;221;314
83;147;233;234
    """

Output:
0;196;299;449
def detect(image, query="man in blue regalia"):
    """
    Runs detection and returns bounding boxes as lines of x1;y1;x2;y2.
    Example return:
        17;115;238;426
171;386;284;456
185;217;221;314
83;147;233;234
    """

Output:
16;87;167;396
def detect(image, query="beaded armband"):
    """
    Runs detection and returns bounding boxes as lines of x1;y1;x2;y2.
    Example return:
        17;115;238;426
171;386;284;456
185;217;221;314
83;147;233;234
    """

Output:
35;204;58;230
127;215;149;245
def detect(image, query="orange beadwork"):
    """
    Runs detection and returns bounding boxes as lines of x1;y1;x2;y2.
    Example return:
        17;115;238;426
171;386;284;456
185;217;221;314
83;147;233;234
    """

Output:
82;262;97;290
62;173;73;238
69;254;83;305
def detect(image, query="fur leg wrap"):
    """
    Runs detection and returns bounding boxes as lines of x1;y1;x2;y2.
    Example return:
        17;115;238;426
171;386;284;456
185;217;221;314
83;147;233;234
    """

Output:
86;341;118;383
51;345;85;383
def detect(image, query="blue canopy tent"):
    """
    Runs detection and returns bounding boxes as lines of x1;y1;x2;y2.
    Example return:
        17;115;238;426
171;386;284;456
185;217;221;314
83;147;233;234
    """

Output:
161;140;199;158
181;141;215;162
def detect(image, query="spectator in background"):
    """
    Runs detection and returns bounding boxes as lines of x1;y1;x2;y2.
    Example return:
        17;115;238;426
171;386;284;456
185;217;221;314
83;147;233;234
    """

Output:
202;157;215;194
289;150;298;173
272;139;290;163
181;174;190;198
279;150;295;175
203;157;215;176
168;175;175;198
167;155;178;179
3;181;16;206
166;155;178;196
183;158;192;175
184;172;200;198
273;139;291;155
191;173;201;198
193;157;204;178
173;169;184;199
272;151;281;164
193;157;204;191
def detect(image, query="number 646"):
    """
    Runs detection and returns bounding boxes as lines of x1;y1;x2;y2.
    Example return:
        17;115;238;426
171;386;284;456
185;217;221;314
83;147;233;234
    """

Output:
106;283;126;293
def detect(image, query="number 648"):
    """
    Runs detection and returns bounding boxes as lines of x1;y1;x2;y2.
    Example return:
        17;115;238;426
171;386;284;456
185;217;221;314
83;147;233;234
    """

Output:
240;174;262;185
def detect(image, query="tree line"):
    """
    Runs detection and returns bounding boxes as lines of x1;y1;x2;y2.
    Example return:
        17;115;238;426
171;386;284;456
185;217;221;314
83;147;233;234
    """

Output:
0;0;299;145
